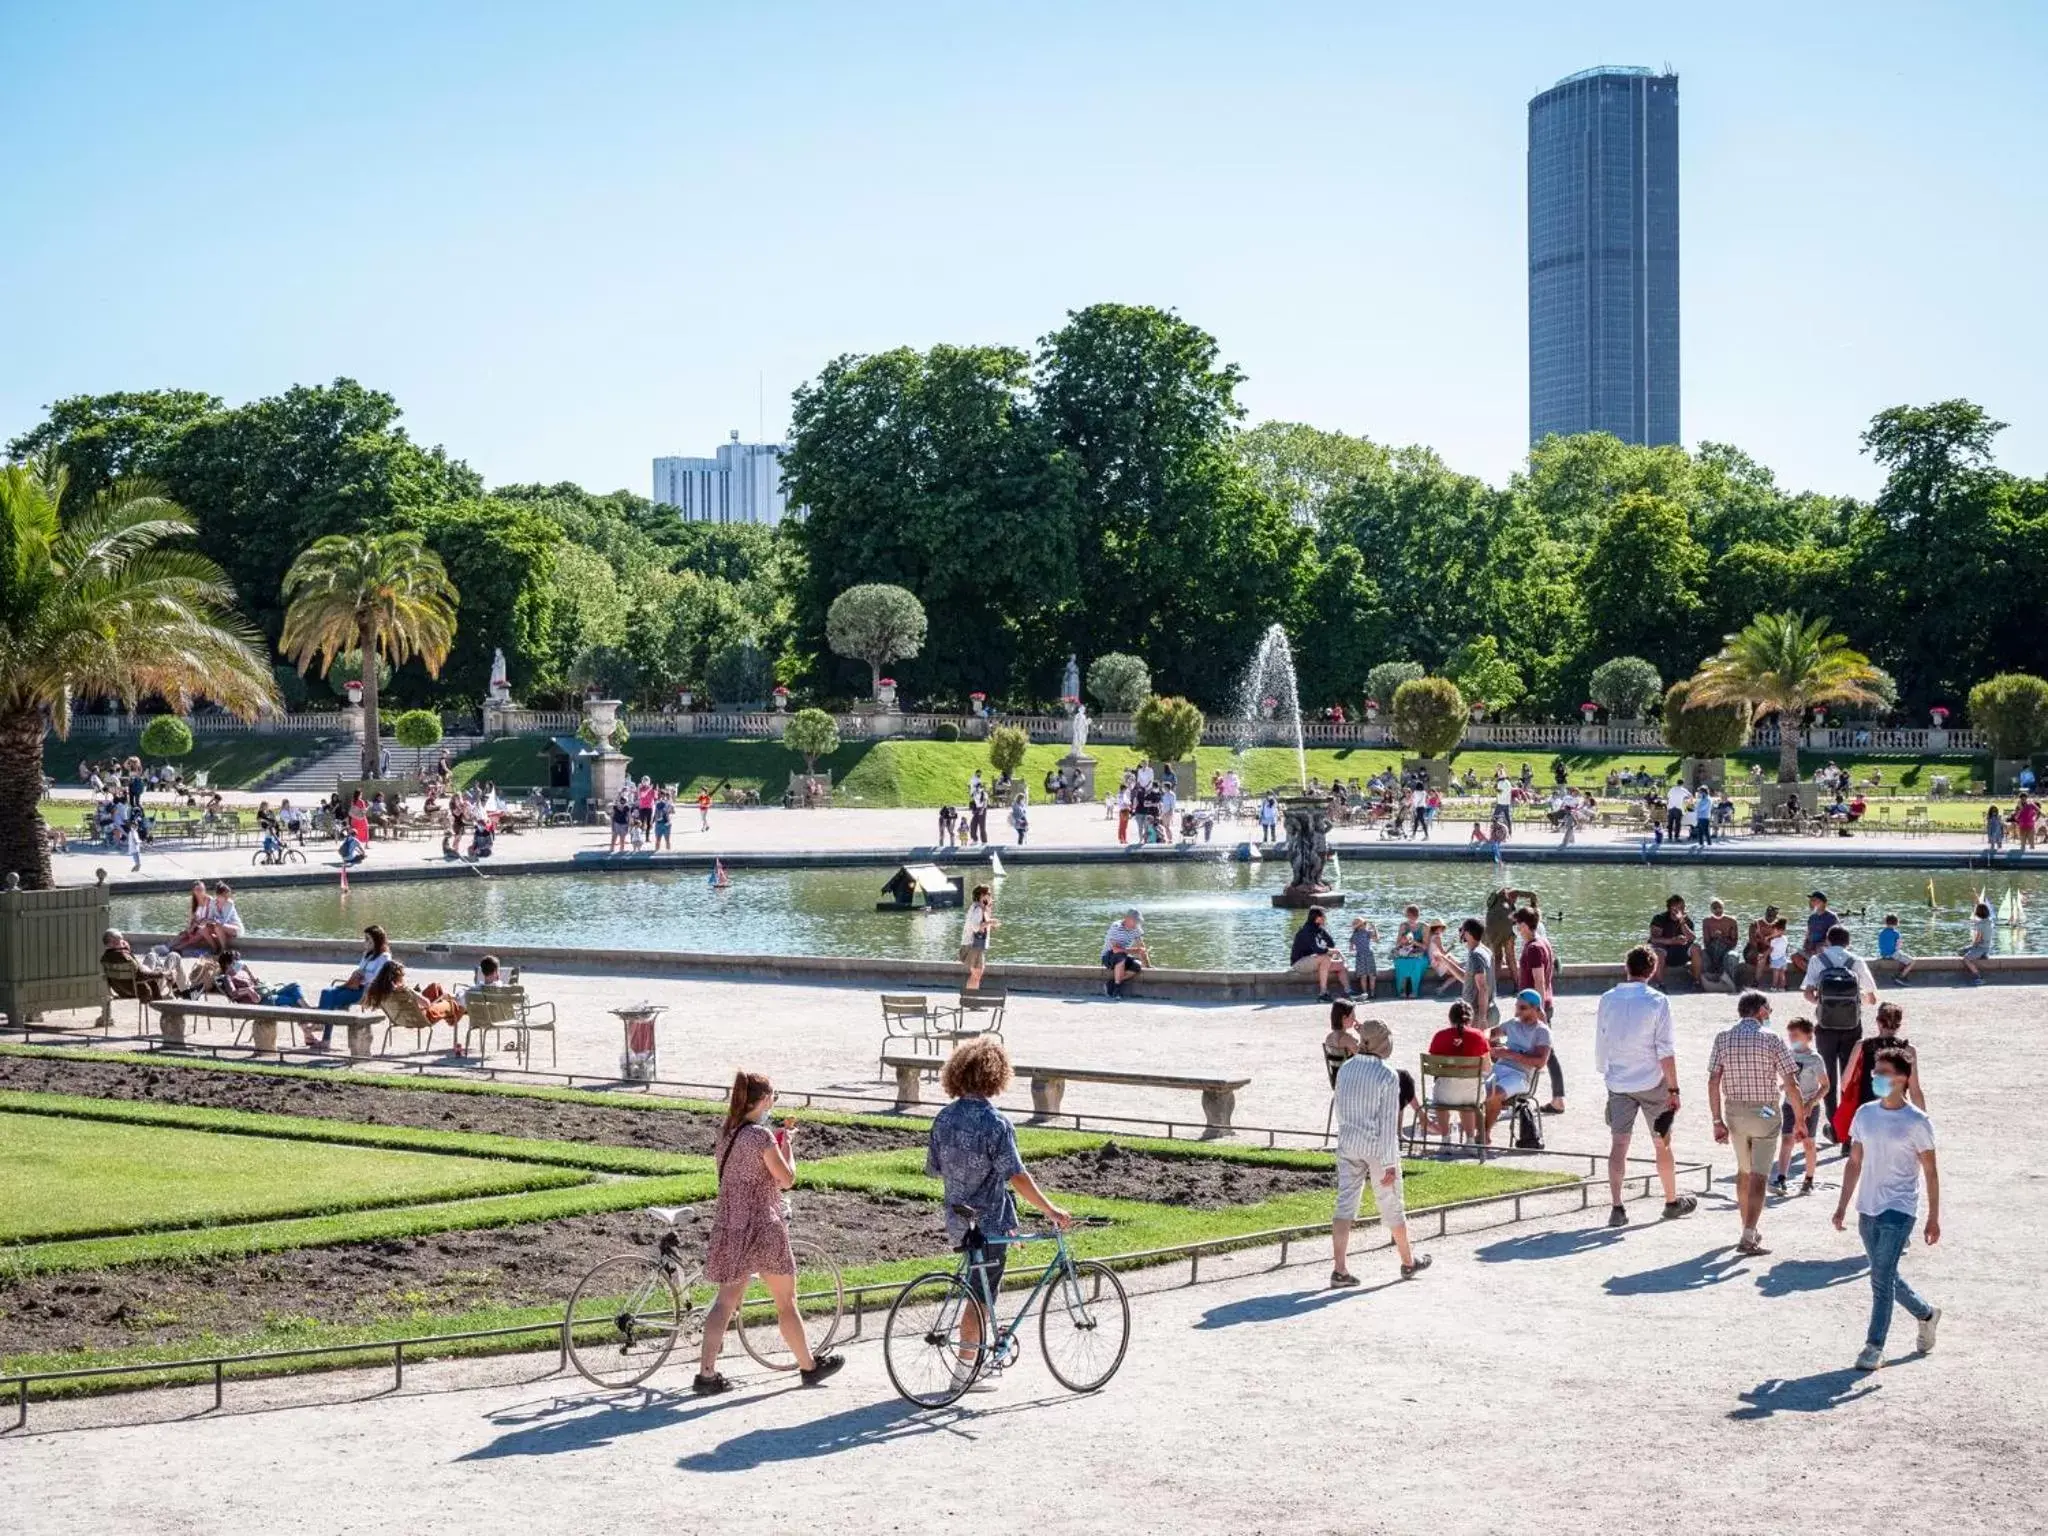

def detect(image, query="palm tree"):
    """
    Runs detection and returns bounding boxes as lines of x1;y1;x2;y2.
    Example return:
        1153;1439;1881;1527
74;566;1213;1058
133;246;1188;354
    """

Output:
280;531;458;777
0;458;277;888
1686;612;1887;784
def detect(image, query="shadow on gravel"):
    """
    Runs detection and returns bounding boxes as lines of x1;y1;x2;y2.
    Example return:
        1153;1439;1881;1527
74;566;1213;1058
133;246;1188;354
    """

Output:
1729;1368;1879;1419
1755;1255;1867;1297
1603;1248;1751;1295
1192;1283;1396;1330
678;1397;980;1470
459;1386;759;1460
1473;1227;1626;1264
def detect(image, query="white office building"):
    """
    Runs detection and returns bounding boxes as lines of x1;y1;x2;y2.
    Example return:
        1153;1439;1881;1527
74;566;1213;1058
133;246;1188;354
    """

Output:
653;432;799;526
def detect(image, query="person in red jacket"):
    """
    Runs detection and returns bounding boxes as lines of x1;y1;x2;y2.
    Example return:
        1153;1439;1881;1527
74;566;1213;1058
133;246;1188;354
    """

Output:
1426;1001;1492;1142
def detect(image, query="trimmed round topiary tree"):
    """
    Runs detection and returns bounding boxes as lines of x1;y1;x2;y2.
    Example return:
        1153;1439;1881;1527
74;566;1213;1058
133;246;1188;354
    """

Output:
138;714;194;761
1132;695;1205;766
391;709;444;751
826;584;927;700
1969;673;2048;761
1086;653;1152;714
1661;680;1751;758
1390;677;1465;759
782;707;841;773
1589;656;1663;721
987;724;1029;780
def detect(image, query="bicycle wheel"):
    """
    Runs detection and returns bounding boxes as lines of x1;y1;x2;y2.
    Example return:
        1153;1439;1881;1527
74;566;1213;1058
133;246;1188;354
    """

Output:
737;1237;844;1371
1039;1259;1130;1394
563;1254;699;1389
883;1272;986;1409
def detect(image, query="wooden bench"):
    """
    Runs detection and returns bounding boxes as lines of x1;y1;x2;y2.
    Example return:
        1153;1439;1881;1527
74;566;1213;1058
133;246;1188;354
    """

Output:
148;998;375;1058
879;1052;1251;1138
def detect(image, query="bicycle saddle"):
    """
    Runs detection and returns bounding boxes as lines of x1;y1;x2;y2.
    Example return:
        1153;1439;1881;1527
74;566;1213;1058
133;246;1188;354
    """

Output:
645;1206;694;1225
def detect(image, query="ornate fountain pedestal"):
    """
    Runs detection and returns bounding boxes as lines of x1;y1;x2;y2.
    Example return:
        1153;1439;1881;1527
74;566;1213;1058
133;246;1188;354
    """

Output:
1060;751;1097;801
1267;801;1343;906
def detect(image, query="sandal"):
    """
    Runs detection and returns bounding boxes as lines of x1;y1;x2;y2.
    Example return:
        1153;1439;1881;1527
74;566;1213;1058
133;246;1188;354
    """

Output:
800;1352;845;1385
691;1372;732;1397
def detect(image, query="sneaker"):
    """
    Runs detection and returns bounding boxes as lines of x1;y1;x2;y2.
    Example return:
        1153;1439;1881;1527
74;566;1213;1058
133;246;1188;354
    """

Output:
1607;1205;1629;1228
1329;1269;1360;1289
692;1372;732;1397
1769;1174;1788;1196
1854;1344;1883;1372
1661;1196;1698;1220
799;1352;845;1386
1400;1253;1433;1280
1317;992;1334;1004
1917;1307;1941;1355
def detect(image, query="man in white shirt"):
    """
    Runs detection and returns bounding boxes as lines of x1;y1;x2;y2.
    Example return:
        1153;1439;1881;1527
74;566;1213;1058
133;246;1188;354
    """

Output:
1665;780;1690;841
1593;946;1698;1228
1833;1046;1941;1371
1330;1019;1431;1286
1493;777;1514;832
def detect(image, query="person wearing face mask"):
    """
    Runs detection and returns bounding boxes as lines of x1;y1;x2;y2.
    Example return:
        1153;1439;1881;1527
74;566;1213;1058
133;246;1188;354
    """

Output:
692;1072;844;1396
1833;1050;1942;1372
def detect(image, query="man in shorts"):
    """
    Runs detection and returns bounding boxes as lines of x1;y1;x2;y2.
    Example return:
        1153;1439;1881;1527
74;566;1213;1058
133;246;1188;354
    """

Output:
1593;946;1698;1228
1330;1019;1431;1286
1100;909;1150;1000
1707;991;1806;1256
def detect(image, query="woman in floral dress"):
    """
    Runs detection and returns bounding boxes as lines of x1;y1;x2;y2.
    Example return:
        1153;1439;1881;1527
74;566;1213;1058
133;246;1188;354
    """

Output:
692;1071;845;1395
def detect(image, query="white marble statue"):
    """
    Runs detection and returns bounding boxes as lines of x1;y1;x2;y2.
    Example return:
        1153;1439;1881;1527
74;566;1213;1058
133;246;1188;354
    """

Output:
1071;704;1089;756
487;648;512;705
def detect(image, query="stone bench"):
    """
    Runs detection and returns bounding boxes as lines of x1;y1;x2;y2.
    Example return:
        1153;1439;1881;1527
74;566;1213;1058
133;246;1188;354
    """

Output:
149;998;374;1058
880;1051;1250;1138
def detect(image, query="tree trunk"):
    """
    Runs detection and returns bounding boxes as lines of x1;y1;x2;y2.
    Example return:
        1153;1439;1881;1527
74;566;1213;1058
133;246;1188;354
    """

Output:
0;709;55;890
359;615;381;780
1778;708;1801;784
869;660;882;701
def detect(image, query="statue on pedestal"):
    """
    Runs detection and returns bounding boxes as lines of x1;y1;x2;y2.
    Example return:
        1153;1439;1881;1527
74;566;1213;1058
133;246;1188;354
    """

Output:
1062;653;1081;707
1070;704;1089;756
487;648;512;706
1270;805;1343;907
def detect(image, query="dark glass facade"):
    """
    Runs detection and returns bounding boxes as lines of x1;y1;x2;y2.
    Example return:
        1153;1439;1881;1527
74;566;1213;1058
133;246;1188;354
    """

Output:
1527;67;1679;447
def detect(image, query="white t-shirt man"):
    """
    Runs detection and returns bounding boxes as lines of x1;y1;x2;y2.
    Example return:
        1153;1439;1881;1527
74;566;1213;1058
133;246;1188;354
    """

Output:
1593;979;1676;1094
1849;1100;1936;1217
1667;783;1691;814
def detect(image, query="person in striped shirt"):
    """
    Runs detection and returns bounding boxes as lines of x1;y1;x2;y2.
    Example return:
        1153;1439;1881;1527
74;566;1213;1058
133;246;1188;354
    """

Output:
1330;1019;1433;1287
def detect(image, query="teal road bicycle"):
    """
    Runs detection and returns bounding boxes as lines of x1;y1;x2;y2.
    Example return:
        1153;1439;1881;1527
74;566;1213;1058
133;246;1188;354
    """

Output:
882;1207;1131;1408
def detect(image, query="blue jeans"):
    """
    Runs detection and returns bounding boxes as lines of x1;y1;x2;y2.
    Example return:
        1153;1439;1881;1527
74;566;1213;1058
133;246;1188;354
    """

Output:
1859;1210;1933;1348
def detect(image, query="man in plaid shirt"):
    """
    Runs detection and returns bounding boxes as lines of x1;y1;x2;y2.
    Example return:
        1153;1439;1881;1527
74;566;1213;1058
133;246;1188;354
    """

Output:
1708;991;1807;1256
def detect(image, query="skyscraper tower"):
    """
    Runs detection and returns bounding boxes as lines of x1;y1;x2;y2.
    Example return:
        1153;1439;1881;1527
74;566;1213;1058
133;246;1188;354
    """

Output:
1527;66;1679;447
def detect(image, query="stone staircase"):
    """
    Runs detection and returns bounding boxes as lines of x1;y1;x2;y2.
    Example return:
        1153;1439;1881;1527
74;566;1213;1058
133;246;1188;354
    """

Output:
254;734;484;796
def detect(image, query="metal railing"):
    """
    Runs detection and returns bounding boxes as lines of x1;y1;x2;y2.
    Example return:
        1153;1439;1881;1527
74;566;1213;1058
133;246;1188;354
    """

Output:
2;1155;1710;1428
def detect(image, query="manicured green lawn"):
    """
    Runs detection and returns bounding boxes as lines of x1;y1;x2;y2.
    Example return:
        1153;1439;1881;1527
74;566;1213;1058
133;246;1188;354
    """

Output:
43;732;344;791
0;1109;589;1243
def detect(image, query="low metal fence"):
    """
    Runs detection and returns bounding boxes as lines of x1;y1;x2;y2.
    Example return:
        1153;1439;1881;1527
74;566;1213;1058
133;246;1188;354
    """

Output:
2;1156;1709;1428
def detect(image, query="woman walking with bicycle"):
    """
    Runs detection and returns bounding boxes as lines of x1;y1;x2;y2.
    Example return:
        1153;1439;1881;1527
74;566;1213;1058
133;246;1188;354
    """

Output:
692;1072;845;1395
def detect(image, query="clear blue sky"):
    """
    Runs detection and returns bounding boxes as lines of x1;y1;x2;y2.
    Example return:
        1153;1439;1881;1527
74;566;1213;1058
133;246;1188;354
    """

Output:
5;1;2042;499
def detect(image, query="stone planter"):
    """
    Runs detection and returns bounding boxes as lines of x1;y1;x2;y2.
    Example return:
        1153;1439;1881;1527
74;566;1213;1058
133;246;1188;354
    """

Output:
0;872;111;1031
251;1018;279;1053
1400;757;1450;791
1679;757;1725;789
347;1019;374;1060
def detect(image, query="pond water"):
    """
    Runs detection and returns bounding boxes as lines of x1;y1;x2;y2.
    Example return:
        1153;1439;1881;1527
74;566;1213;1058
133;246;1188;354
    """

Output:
113;858;2042;970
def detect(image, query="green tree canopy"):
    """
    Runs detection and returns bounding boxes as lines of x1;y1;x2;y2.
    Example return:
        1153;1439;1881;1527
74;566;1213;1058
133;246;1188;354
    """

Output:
138;715;194;759
1588;656;1663;720
1661;679;1750;758
986;723;1029;778
825;583;927;698
0;463;276;886
1688;612;1887;782
1580;492;1709;679
1446;636;1526;716
1131;694;1205;764
1390;677;1465;759
280;530;458;778
1968;674;2048;761
1086;652;1152;713
782;707;841;772
1365;661;1424;709
706;638;772;707
390;709;444;750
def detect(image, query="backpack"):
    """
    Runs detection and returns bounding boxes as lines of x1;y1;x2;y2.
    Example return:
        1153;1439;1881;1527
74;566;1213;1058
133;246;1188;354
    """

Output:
1512;1099;1545;1150
1815;951;1862;1032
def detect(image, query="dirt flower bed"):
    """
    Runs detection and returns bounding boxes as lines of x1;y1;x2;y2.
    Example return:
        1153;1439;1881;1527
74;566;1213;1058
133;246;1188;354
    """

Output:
2;1190;951;1358
1030;1141;1331;1208
0;1053;923;1158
